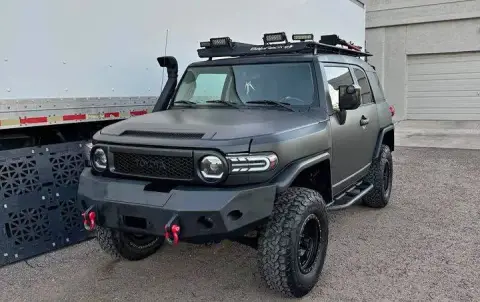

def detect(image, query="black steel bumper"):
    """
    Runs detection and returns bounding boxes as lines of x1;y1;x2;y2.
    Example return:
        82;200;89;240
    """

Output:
77;168;276;242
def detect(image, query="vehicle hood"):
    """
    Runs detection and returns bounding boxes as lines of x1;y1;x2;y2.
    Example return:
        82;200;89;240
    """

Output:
100;108;320;140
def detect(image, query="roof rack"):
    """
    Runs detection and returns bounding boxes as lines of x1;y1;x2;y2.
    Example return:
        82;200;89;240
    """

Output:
197;32;372;60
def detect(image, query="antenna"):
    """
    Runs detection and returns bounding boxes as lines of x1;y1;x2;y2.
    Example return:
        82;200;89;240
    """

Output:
160;29;169;90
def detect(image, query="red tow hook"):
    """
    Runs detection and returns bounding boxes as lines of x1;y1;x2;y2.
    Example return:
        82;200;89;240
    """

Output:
82;206;97;231
164;224;181;245
164;213;181;246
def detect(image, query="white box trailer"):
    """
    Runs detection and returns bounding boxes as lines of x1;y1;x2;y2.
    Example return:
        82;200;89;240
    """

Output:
0;0;365;135
0;0;366;267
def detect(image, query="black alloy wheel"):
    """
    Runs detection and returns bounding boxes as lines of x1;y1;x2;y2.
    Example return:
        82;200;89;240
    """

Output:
297;214;322;274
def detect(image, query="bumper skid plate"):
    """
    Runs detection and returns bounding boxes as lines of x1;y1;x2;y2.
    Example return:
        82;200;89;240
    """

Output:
77;169;276;243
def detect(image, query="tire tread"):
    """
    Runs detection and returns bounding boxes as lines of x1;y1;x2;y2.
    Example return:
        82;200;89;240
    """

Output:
96;226;163;261
363;144;392;208
257;187;328;298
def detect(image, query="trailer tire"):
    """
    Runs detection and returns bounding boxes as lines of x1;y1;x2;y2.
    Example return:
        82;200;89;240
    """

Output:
96;226;164;261
257;187;329;298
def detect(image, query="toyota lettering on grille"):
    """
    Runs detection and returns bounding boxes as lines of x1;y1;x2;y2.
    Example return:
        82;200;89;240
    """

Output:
133;158;167;170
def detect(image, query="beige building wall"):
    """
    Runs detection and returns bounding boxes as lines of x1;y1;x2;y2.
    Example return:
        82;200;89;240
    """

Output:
365;0;480;121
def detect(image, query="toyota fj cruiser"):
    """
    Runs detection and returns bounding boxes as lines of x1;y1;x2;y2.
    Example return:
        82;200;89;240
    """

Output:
78;32;395;298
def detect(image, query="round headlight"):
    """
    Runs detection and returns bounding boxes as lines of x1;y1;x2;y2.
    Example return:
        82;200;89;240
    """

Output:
199;155;225;180
92;148;108;171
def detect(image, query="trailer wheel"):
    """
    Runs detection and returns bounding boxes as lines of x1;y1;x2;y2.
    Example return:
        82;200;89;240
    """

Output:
96;226;164;261
257;187;329;298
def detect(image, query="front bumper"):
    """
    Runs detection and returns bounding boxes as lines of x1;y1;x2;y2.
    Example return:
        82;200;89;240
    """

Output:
77;168;276;242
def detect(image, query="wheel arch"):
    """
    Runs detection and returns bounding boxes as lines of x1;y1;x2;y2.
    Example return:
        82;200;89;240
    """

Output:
373;124;394;159
273;152;332;205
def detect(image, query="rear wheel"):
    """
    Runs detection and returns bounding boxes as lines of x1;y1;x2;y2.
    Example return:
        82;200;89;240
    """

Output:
363;144;393;208
96;226;164;261
257;187;329;298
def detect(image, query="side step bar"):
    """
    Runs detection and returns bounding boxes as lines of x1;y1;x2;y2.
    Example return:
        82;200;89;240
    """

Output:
327;181;374;211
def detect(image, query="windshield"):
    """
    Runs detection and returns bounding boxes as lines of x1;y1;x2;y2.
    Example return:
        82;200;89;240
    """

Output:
172;62;317;108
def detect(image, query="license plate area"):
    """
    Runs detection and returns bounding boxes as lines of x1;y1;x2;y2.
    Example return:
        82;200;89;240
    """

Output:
123;215;147;229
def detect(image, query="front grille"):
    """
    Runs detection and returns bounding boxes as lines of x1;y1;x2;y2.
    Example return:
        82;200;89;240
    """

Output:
112;152;194;180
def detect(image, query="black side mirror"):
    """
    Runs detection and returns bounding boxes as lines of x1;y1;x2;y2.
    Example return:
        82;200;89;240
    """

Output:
338;84;361;111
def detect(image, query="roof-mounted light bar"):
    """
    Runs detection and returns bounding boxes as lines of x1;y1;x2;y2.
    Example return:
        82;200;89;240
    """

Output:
263;32;288;44
292;34;314;42
196;32;372;59
199;37;233;49
211;37;232;47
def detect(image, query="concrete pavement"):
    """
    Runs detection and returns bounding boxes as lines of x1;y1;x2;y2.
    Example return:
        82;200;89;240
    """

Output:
394;120;480;150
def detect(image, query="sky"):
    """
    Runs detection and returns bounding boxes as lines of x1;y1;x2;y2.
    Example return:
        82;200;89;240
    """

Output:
0;0;365;99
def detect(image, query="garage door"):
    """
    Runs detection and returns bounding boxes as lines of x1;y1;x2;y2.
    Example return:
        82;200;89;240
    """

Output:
407;52;480;120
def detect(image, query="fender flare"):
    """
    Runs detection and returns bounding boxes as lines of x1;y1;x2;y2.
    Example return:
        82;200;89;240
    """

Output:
272;152;331;193
373;124;394;159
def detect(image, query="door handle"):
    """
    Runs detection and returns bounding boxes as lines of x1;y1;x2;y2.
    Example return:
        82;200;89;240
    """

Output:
360;116;369;126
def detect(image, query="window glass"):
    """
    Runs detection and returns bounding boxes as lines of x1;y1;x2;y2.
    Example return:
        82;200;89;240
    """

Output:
324;66;354;110
173;63;317;107
353;67;373;104
232;63;315;104
188;74;228;103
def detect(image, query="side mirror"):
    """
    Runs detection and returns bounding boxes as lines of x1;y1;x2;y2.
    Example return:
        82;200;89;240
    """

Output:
338;84;361;111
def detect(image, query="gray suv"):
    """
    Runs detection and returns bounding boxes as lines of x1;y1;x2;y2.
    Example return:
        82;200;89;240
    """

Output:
78;32;395;298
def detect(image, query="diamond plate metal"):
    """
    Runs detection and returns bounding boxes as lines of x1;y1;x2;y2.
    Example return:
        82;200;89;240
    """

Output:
0;141;89;267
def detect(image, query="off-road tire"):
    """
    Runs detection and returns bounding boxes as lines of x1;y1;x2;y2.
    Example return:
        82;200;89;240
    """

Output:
96;226;164;261
363;144;393;208
257;187;329;298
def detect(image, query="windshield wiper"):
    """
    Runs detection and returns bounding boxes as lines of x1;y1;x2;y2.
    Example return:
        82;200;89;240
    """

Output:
245;100;295;112
173;100;197;106
205;99;241;109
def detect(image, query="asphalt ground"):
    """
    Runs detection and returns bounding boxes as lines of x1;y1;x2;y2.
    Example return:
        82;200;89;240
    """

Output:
1;146;479;302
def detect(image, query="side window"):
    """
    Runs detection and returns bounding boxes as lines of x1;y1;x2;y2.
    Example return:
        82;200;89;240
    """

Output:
324;66;354;110
191;74;228;102
352;67;373;104
367;71;386;102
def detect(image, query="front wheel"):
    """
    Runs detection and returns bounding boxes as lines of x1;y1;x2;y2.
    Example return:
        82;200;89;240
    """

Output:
257;187;329;298
96;226;164;261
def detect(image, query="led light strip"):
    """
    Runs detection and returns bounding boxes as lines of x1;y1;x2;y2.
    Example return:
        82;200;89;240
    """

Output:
227;153;278;173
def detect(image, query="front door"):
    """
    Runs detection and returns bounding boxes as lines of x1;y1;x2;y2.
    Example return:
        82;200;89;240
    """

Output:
324;64;379;194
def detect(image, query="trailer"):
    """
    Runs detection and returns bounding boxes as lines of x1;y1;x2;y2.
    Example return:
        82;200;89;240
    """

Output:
0;0;366;266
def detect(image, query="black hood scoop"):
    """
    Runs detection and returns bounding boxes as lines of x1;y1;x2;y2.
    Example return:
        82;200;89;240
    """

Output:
120;130;205;140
